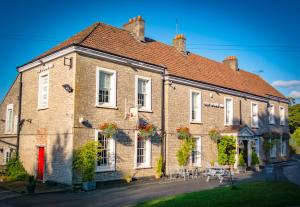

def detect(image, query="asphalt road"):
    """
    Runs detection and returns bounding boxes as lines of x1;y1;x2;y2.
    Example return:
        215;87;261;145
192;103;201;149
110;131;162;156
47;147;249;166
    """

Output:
1;161;298;207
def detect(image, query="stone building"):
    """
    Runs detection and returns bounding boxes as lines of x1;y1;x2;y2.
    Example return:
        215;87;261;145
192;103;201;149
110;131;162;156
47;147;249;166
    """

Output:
0;16;289;185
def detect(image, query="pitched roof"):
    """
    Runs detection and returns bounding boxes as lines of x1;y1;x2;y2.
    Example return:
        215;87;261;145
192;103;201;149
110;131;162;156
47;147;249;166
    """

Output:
25;22;286;100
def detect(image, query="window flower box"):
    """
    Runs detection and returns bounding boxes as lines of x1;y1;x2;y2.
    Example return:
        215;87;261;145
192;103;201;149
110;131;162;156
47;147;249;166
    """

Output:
99;122;118;138
176;127;191;139
138;123;156;139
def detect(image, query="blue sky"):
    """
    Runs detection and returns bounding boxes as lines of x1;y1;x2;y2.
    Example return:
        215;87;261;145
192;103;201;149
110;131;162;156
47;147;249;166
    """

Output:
1;0;300;103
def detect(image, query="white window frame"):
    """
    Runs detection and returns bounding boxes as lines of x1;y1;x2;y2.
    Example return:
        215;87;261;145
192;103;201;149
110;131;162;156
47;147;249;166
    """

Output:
5;104;14;134
96;67;117;108
279;106;285;126
190;90;202;123
224;97;233;126
270;138;276;158
37;71;49;110
134;131;151;169
95;130;116;172
190;136;202;167
3;148;12;165
280;135;287;156
135;75;152;112
251;102;259;128
268;104;275;125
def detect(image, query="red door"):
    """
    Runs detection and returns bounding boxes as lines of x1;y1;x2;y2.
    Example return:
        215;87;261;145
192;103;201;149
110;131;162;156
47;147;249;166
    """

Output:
37;147;45;180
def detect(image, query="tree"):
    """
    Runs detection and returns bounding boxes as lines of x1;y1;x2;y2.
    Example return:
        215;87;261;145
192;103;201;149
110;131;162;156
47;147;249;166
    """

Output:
176;137;195;167
289;104;300;134
291;128;300;146
287;97;296;106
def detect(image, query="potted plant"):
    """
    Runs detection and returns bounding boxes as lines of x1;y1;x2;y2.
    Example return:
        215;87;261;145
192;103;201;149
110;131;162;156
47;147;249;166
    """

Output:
26;175;36;194
99;122;118;138
176;127;190;139
237;153;246;174
155;155;163;179
138;123;156;139
251;151;260;171
73;141;101;191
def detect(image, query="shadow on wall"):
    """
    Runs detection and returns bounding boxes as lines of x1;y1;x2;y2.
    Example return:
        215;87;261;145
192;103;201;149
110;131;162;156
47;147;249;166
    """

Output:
47;130;72;185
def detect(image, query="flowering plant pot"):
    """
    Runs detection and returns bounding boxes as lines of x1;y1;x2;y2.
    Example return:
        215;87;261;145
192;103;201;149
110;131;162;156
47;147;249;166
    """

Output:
99;122;118;138
138;124;156;139
176;127;190;139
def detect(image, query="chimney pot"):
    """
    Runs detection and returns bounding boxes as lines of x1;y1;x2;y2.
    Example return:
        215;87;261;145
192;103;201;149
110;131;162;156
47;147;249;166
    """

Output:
173;34;186;54
123;16;145;42
223;56;239;71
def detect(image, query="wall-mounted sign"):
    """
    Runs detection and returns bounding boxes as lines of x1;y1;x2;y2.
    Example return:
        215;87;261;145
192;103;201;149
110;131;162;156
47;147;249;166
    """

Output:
203;102;224;108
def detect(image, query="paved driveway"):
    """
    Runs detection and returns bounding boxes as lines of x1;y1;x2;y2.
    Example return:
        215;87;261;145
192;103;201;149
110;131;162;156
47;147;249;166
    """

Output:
283;160;300;185
0;173;262;207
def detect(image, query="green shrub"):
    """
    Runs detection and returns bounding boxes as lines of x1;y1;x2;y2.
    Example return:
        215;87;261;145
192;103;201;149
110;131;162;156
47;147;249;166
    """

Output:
73;140;101;182
156;155;163;177
176;137;195;167
251;151;259;166
6;156;28;181
217;136;236;166
238;153;246;167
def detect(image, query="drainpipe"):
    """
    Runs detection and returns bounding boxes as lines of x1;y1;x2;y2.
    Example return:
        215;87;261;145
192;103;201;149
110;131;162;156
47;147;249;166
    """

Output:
161;68;166;175
16;72;23;157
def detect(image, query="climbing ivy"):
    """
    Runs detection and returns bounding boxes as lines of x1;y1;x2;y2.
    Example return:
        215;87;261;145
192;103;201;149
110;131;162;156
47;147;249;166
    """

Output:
217;135;236;166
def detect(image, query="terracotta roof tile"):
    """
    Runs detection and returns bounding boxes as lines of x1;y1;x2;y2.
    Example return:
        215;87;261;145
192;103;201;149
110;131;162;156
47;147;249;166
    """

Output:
26;22;286;100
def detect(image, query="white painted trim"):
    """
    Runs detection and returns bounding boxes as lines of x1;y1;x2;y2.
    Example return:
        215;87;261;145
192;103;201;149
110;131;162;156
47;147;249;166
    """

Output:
37;70;50;110
224;97;233;126
95;130;116;172
279;106;285;126
190;136;202;167
18;46;165;74
190;89;202;123
165;75;289;104
3;148;11;165
268;104;275;125
251;102;259;128
134;131;152;169
135;75;152;112
5;104;14;134
95;67;117;108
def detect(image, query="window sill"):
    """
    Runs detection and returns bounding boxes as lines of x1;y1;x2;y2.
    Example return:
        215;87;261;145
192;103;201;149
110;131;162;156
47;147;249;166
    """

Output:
95;167;116;172
190;121;203;124
138;109;153;113
37;107;49;111
95;104;118;110
134;165;152;170
251;126;259;129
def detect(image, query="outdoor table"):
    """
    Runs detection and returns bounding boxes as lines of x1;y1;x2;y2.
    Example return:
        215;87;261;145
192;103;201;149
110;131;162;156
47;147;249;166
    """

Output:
204;167;228;183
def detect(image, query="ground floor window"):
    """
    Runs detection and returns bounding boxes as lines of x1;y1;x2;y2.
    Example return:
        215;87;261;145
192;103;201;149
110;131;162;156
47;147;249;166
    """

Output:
191;137;201;166
135;135;151;168
96;131;115;172
270;138;276;158
3;148;12;164
281;136;287;156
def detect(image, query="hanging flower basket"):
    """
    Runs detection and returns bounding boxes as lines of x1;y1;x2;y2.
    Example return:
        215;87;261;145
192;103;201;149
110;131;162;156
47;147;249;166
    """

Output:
176;127;191;139
99;122;118;138
138;124;156;139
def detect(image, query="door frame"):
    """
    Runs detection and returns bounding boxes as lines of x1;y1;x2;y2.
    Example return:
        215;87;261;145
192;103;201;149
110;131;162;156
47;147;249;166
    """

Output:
36;145;46;182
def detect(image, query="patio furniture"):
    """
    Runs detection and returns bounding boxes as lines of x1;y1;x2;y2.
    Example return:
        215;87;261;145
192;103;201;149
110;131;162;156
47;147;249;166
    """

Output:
204;167;230;183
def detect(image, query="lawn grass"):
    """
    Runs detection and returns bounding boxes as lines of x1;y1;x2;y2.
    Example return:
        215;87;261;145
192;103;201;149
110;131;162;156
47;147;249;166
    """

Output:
136;182;300;207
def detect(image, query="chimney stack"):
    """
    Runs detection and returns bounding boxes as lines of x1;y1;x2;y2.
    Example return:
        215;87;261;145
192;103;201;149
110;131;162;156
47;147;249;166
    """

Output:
173;34;186;54
223;56;239;71
123;16;145;42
